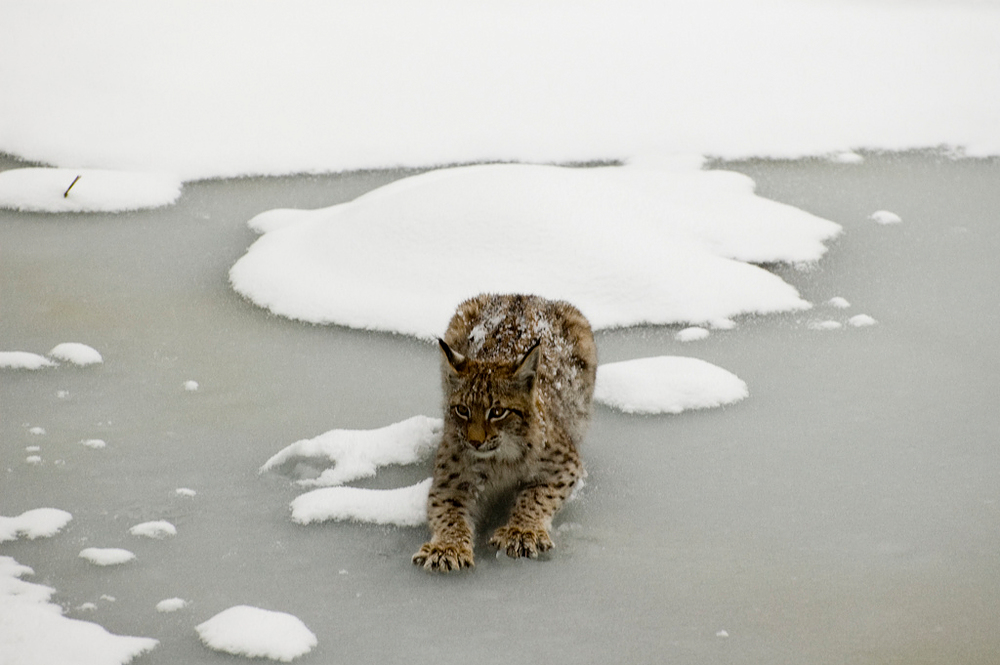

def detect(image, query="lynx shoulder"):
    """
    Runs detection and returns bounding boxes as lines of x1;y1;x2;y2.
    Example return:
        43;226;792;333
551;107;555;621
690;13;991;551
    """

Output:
412;294;597;572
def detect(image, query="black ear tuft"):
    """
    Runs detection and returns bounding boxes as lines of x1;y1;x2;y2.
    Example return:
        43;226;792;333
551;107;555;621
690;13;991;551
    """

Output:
438;338;467;372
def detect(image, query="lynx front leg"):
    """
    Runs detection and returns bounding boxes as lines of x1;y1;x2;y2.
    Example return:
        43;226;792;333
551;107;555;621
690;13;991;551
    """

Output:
412;488;476;572
489;470;579;559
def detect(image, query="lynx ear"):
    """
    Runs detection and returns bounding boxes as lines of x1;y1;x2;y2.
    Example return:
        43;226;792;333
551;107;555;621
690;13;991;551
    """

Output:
438;339;467;373
513;341;541;390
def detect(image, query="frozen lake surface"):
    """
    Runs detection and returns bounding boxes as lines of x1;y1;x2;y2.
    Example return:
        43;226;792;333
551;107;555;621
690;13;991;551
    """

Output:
2;152;999;664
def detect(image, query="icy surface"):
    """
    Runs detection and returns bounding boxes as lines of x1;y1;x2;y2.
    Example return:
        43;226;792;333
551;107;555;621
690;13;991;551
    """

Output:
261;415;442;487
0;556;158;665
128;521;177;539
78;548;136;566
231;161;840;337
48;343;103;366
0;352;56;370
0;168;181;213
291;478;432;527
1;2;998;180
594;356;749;415
0;508;73;543
196;605;317;662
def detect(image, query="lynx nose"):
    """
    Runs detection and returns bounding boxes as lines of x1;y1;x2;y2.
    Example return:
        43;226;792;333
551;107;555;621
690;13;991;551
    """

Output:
467;422;487;447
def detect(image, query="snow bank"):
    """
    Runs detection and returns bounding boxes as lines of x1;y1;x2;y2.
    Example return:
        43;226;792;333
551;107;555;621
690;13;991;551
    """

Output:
231;161;840;338
0;352;56;370
594;356;749;415
1;2;998;180
49;343;103;366
1;556;158;665
79;548;136;566
260;416;442;487
128;521;176;539
0;508;73;542
196;605;317;662
291;478;432;527
0;168;181;213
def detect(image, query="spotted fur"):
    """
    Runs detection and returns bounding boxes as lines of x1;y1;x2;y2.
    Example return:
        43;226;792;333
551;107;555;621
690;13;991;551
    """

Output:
412;294;597;572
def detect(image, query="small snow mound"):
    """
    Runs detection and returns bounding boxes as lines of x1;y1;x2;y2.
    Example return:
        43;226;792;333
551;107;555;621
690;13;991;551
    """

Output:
196;605;317;662
870;210;902;224
80;439;107;449
291;478;432;527
25;456;42;465
0;508;73;542
183;380;200;391
594;356;748;415
79;548;135;566
129;521;177;539
676;327;710;342
829;151;864;164
48;342;103;366
0;351;56;369
827;296;851;309
808;320;843;331
0;168;181;213
849;314;878;327
156;598;188;613
261;415;442;487
175;487;197;497
28;426;46;436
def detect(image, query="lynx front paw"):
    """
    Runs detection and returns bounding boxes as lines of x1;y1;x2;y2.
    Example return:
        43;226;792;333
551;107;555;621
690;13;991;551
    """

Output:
488;525;553;559
412;541;475;572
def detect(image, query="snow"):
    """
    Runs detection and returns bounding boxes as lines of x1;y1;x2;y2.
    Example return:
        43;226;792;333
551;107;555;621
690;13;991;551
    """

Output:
175;488;197;497
231;161;841;338
809;320;843;331
260;415;442;487
155;598;188;613
594;356;749;415
78;548;136;566
0;556;158;665
196;605;317;662
870;210;903;225
1;2;998;182
0;508;73;543
0;168;181;213
183;380;199;392
80;439;107;449
128;521;177;539
827;297;851;309
49;343;103;366
291;478;432;528
849;314;878;328
676;327;711;342
0;352;56;370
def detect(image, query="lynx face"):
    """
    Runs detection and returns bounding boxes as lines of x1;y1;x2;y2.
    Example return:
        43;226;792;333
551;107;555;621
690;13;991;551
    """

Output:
441;340;539;461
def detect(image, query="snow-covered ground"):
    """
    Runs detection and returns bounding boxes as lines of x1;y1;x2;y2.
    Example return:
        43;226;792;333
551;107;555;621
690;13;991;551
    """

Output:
1;1;999;663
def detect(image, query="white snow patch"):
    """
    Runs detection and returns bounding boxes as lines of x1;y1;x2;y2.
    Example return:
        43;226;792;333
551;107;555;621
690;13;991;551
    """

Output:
156;598;188;613
48;343;103;366
175;488;197;497
0;168;181;213
128;521;177;539
77;602;98;612
25;456;42;465
28;426;46;436
676;327;711;342
594;356;748;415
79;548;136;566
808;320;843;331
80;439;107;449
0;352;56;370
849;314;878;327
829;151;864;164
0;508;73;542
870;210;903;225
0;555;158;664
196;605;317;662
183;380;200;392
25;446;41;453
261;415;442;487
231;162;840;338
827;297;851;309
291;478;432;527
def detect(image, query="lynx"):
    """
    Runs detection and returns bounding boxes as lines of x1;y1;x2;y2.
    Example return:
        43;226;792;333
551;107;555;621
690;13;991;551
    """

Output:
412;293;598;572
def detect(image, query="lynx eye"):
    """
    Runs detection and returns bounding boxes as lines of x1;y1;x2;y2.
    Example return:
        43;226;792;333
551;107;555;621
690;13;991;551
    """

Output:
452;405;470;420
488;407;510;421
